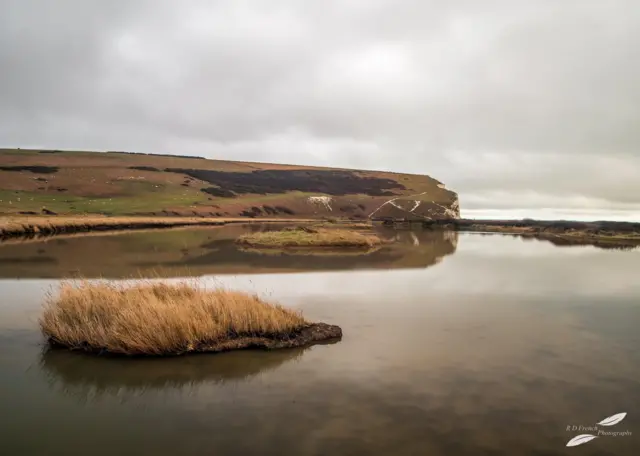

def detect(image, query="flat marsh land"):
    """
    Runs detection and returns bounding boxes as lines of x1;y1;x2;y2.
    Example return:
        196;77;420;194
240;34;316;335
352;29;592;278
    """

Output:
40;281;341;356
420;219;640;246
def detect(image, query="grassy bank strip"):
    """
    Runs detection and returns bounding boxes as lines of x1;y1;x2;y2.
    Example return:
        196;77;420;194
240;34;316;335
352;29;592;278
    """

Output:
40;280;341;356
236;226;384;248
0;215;316;240
0;216;225;239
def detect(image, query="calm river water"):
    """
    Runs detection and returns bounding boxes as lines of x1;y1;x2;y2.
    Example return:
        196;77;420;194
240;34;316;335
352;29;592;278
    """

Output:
0;226;638;455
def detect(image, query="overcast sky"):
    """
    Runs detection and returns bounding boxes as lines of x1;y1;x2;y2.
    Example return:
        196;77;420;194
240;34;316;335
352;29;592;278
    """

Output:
1;1;639;220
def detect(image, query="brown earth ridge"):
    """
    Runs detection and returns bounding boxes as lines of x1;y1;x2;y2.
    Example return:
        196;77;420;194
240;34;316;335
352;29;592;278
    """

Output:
0;148;459;220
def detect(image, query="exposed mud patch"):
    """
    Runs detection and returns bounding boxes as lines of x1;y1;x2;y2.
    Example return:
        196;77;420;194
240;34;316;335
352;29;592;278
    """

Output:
47;323;342;357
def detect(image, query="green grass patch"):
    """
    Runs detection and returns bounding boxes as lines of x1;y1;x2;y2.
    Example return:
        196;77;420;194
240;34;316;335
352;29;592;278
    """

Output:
236;226;384;248
0;186;210;215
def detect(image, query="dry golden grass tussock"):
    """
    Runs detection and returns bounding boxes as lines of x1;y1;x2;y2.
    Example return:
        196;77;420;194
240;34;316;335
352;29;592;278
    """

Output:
40;280;308;355
236;227;383;248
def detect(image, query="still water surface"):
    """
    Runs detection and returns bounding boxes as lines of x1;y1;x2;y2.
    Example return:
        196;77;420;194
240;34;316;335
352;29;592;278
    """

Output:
0;228;638;455
0;224;456;277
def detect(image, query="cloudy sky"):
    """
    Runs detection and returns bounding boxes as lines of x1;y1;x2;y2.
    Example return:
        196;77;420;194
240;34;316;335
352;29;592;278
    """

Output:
1;1;639;220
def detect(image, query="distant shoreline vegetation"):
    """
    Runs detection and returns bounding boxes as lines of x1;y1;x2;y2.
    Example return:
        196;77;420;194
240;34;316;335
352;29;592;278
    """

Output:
417;218;640;246
2;215;640;248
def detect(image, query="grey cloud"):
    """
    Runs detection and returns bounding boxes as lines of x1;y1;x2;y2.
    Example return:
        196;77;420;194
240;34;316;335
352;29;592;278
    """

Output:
0;0;639;219
432;151;640;204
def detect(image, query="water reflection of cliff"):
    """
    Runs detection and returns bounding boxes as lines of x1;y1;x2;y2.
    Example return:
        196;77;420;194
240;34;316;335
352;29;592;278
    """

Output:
0;225;458;278
40;346;310;401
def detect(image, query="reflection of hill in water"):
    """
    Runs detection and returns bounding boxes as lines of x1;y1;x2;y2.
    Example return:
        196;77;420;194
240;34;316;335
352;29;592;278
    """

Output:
157;228;456;273
0;225;458;278
41;345;311;400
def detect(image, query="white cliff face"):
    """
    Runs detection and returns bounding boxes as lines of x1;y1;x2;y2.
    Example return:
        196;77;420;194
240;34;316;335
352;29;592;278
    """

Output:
370;192;459;220
308;196;333;211
368;191;429;218
450;200;460;218
430;201;459;219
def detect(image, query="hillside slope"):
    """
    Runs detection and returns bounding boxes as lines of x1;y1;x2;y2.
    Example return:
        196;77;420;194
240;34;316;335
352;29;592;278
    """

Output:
0;149;459;219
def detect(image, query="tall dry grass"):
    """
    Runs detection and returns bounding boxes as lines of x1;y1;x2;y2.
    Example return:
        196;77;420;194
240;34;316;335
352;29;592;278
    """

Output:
40;281;307;355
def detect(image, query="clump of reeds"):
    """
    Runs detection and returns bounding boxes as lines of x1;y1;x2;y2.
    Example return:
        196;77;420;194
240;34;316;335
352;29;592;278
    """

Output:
235;226;383;248
40;280;308;356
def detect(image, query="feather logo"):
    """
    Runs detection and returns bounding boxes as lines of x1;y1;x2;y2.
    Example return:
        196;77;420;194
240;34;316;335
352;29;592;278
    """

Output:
566;413;628;447
566;434;598;447
597;413;627;427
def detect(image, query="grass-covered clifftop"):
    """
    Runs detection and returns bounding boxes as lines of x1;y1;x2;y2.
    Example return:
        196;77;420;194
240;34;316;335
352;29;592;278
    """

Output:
0;148;458;220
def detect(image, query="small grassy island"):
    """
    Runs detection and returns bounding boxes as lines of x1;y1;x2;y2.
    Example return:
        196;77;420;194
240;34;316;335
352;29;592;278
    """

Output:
235;226;384;248
40;281;341;356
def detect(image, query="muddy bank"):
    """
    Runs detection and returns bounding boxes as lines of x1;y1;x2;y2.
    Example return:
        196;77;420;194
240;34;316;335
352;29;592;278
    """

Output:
192;323;343;354
47;323;343;356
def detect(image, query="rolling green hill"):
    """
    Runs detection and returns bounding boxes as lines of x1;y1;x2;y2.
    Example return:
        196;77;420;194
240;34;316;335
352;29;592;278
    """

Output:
0;148;459;219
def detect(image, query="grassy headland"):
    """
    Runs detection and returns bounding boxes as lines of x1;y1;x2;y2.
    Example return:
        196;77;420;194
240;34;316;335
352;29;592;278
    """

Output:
236;226;384;248
40;280;341;356
0;148;457;220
